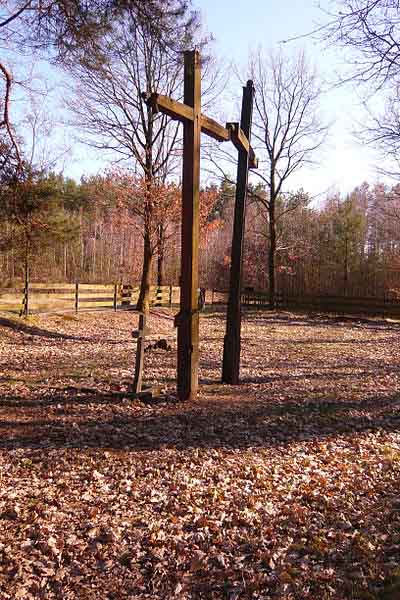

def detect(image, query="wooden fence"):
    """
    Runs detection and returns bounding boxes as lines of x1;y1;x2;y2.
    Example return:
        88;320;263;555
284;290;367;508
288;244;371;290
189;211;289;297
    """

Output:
241;290;400;317
279;294;400;317
0;284;182;316
2;283;400;318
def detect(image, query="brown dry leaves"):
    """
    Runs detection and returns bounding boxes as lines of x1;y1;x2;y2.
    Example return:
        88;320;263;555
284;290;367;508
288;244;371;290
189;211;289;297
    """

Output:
0;310;400;599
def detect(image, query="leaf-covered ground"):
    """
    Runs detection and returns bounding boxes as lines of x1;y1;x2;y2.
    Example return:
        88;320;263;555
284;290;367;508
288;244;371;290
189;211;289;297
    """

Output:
0;309;400;599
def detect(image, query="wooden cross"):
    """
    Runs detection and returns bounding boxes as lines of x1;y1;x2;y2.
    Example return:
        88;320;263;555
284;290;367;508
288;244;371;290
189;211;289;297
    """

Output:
143;49;256;402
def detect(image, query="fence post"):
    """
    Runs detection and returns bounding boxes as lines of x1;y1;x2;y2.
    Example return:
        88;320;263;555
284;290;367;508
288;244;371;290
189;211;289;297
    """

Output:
20;264;29;317
154;286;163;307
22;284;29;317
121;284;132;308
113;283;118;311
75;282;79;314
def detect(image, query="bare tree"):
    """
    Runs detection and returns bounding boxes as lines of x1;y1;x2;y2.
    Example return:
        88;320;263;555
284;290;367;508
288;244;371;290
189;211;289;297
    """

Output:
317;2;400;175
66;5;213;310
249;49;329;307
321;1;400;90
0;0;196;174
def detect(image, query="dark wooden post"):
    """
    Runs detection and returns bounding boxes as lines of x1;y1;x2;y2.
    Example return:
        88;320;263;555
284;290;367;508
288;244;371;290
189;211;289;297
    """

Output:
21;256;29;317
22;284;29;317
75;282;79;314
113;283;118;311
176;50;201;402
155;286;163;307
222;81;255;384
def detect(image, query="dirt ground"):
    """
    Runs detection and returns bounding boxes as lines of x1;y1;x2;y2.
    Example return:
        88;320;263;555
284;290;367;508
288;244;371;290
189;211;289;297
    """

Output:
0;308;399;599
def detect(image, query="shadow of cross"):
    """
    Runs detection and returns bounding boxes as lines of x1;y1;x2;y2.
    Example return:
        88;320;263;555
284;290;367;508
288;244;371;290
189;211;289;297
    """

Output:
142;49;257;402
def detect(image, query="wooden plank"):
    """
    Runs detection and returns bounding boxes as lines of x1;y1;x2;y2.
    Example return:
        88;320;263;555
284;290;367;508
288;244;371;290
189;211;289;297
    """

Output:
227;122;258;169
143;93;230;142
78;284;114;291
227;122;249;153
29;293;76;300
30;288;76;295
176;50;201;402
78;296;114;303
29;283;76;289
0;303;23;310
223;81;255;385
0;288;24;295
201;114;230;142
143;92;194;123
248;147;258;170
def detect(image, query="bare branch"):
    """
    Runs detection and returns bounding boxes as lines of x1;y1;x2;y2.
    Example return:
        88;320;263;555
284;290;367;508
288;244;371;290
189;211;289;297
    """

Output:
0;60;22;171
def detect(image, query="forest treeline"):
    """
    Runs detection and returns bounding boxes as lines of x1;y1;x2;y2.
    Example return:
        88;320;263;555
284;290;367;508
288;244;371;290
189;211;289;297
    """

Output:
1;172;400;300
1;1;400;307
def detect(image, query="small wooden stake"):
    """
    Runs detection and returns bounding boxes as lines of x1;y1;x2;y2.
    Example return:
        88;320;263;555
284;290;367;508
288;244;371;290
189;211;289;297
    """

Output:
133;312;147;393
222;81;255;384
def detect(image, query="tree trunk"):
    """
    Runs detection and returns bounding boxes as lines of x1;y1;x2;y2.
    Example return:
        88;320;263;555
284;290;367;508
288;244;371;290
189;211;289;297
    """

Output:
344;237;349;296
136;230;153;312
23;234;30;317
136;103;154;313
268;195;276;309
157;225;164;287
63;244;67;280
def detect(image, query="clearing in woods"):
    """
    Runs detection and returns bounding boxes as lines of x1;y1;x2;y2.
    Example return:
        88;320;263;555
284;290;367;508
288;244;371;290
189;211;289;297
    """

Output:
0;309;399;599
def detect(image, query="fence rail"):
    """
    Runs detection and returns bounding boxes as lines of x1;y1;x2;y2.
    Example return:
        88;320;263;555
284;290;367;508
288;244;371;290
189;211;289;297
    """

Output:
241;290;400;317
0;283;181;316
279;294;400;317
2;284;400;318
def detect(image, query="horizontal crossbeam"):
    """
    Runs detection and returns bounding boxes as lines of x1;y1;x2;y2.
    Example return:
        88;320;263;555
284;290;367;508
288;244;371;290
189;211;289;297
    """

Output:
226;122;258;170
202;114;231;142
142;92;257;167
144;92;194;123
143;92;230;142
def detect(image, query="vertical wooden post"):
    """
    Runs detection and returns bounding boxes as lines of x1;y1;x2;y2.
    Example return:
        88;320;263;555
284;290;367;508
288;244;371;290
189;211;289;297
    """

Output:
222;81;255;384
75;282;79;314
121;284;132;308
21;254;29;317
176;50;201;402
133;312;147;393
22;281;29;317
155;286;163;307
113;283;118;311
